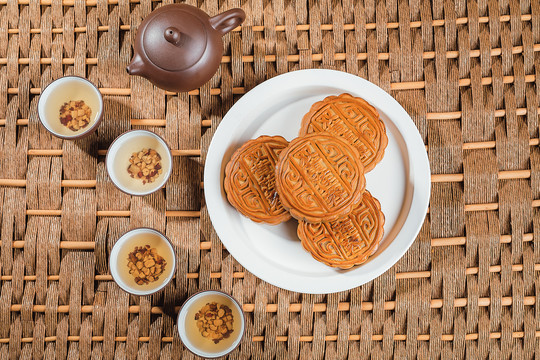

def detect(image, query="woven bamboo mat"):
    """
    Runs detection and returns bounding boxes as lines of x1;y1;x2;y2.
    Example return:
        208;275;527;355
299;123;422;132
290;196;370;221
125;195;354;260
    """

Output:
1;0;540;358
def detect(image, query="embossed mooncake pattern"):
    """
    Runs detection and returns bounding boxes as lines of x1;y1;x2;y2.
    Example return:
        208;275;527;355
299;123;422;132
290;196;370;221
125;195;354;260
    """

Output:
224;136;291;224
297;191;385;269
299;93;388;172
275;133;366;223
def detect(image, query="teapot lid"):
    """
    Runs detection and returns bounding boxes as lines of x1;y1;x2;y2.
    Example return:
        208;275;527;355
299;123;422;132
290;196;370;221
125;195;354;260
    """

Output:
142;7;207;72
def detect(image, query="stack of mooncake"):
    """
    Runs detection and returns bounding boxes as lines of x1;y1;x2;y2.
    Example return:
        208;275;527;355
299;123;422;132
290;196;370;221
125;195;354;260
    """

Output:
224;94;388;269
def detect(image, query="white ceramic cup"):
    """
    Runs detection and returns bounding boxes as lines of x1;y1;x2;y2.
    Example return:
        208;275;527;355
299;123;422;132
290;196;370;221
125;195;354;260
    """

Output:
106;130;173;196
109;228;176;296
37;76;103;139
177;291;245;358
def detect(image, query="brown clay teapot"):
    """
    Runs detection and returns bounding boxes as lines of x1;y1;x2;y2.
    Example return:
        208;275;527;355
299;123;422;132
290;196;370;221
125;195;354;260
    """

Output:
127;4;245;92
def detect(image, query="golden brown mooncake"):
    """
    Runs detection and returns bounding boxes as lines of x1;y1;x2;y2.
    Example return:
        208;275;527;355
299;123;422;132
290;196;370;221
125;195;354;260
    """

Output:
299;93;388;172
224;135;292;225
297;191;385;269
275;133;366;223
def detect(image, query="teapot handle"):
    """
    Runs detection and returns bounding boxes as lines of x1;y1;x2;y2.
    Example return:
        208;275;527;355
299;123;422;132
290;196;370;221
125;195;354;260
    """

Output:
209;8;246;36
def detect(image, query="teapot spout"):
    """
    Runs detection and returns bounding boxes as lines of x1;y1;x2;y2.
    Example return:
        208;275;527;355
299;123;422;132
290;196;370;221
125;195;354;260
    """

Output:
126;53;145;76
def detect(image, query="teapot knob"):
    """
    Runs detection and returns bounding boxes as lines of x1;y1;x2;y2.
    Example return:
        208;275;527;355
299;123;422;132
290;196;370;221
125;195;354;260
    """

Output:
164;27;182;46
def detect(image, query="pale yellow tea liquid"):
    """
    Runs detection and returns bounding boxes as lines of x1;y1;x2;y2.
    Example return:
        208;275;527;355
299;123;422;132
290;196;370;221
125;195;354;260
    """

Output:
184;294;242;354
116;232;175;291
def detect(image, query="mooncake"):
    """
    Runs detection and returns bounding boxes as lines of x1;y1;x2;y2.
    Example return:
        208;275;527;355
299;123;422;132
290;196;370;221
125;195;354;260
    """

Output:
297;191;384;269
224;135;291;224
299;93;388;172
275;133;366;223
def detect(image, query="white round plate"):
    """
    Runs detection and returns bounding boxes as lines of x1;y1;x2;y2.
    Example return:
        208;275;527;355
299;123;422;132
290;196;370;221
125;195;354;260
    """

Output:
204;69;430;294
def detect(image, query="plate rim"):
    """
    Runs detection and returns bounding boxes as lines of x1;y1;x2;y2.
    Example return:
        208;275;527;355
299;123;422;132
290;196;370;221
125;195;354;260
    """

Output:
204;69;431;294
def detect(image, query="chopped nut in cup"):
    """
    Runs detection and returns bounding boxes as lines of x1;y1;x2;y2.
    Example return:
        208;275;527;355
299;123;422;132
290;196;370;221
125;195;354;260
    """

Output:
127;245;167;285
194;302;234;344
59;100;92;131
128;148;163;185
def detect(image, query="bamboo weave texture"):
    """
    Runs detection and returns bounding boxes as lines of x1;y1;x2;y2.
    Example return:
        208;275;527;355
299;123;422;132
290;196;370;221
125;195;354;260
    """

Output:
1;0;540;358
